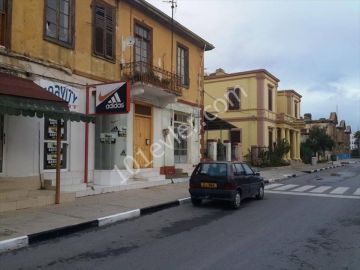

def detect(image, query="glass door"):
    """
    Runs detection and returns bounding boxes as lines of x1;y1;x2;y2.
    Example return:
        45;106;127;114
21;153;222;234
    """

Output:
174;112;189;164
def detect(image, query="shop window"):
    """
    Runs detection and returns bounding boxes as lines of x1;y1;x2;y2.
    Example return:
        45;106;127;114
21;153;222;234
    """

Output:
95;114;128;170
93;0;115;60
44;0;74;47
177;44;189;87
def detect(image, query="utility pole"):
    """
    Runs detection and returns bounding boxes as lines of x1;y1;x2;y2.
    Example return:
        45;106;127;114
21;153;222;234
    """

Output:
164;0;177;77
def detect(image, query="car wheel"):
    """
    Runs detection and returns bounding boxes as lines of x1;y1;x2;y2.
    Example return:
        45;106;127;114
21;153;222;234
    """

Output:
191;197;202;206
231;191;241;209
256;186;264;200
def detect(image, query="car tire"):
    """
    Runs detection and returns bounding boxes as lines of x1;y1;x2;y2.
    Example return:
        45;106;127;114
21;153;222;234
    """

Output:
256;185;264;200
191;197;202;206
231;191;241;209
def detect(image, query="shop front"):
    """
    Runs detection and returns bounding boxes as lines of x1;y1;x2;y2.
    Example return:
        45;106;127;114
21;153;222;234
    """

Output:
0;72;94;210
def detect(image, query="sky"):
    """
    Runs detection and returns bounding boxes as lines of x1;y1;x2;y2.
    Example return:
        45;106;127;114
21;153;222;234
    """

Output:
146;0;360;131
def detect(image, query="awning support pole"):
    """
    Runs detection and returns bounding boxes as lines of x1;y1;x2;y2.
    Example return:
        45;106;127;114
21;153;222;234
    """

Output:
55;119;61;204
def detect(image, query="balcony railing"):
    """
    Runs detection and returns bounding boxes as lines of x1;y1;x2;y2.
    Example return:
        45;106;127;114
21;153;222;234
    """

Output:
120;61;182;96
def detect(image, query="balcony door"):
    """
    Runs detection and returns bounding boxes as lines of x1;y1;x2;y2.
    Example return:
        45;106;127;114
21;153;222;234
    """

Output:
134;23;151;73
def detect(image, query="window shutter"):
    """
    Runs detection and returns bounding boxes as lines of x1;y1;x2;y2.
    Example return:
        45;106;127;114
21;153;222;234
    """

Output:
94;5;105;55
105;6;114;59
184;49;189;85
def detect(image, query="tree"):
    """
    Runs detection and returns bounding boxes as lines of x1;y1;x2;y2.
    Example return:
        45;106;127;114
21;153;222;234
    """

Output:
305;126;335;158
354;130;360;155
270;139;291;166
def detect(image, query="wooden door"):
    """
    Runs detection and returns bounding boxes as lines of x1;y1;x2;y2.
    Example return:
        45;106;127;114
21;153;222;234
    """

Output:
134;113;152;168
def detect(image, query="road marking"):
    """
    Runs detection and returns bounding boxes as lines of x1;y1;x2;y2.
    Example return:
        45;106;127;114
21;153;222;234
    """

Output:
266;190;360;200
330;187;349;195
309;186;332;193
353;188;360;196
272;184;299;191
292;185;316;192
265;184;283;190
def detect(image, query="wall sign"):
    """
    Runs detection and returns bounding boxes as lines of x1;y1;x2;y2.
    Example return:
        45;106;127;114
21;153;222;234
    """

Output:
95;82;130;114
37;79;80;112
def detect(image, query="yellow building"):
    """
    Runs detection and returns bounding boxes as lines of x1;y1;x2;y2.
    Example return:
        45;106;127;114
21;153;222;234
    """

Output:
204;68;303;163
0;0;213;209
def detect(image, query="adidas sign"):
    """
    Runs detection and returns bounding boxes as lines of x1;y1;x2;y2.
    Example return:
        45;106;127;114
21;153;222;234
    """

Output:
105;92;124;109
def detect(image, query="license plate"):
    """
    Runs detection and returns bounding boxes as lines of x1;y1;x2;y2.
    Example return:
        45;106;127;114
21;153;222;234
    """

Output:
201;182;217;188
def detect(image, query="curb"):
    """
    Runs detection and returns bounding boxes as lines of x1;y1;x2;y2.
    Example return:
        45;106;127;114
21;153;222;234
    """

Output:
0;197;191;254
264;164;346;184
302;164;344;174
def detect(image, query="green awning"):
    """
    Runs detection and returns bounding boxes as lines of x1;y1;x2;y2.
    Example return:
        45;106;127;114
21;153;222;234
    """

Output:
0;94;95;123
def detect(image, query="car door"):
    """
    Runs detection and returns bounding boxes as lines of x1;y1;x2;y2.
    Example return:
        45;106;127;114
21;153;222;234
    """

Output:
242;163;258;196
234;163;250;197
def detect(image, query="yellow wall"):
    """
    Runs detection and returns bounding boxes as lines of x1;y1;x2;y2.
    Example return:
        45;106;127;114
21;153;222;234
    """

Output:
204;74;258;117
10;0;205;104
277;92;301;118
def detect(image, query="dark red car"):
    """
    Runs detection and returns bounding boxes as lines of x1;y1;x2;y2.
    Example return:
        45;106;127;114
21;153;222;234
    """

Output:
189;161;265;209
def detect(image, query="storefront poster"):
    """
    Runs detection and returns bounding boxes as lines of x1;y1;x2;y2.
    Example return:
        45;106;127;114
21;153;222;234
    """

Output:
100;133;117;144
44;118;67;140
43;142;67;170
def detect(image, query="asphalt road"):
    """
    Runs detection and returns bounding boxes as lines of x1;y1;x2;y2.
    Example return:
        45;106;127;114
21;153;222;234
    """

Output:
1;163;360;270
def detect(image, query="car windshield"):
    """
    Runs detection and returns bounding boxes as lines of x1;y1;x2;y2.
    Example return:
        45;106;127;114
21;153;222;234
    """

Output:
197;163;227;177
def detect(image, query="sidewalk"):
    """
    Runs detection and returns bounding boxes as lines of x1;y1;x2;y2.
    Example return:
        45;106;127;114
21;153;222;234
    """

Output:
0;160;354;253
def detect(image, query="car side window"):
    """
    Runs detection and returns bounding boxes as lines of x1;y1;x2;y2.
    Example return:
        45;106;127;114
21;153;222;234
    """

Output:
235;163;245;175
232;164;237;175
242;164;254;175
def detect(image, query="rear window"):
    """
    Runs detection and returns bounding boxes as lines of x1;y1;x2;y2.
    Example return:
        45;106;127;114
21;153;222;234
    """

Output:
196;163;227;177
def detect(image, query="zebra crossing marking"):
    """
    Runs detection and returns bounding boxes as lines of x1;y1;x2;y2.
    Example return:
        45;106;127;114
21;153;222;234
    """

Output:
265;190;360;200
272;184;299;191
330;187;349;195
291;185;316;192
265;184;283;190
309;186;332;193
265;183;360;197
